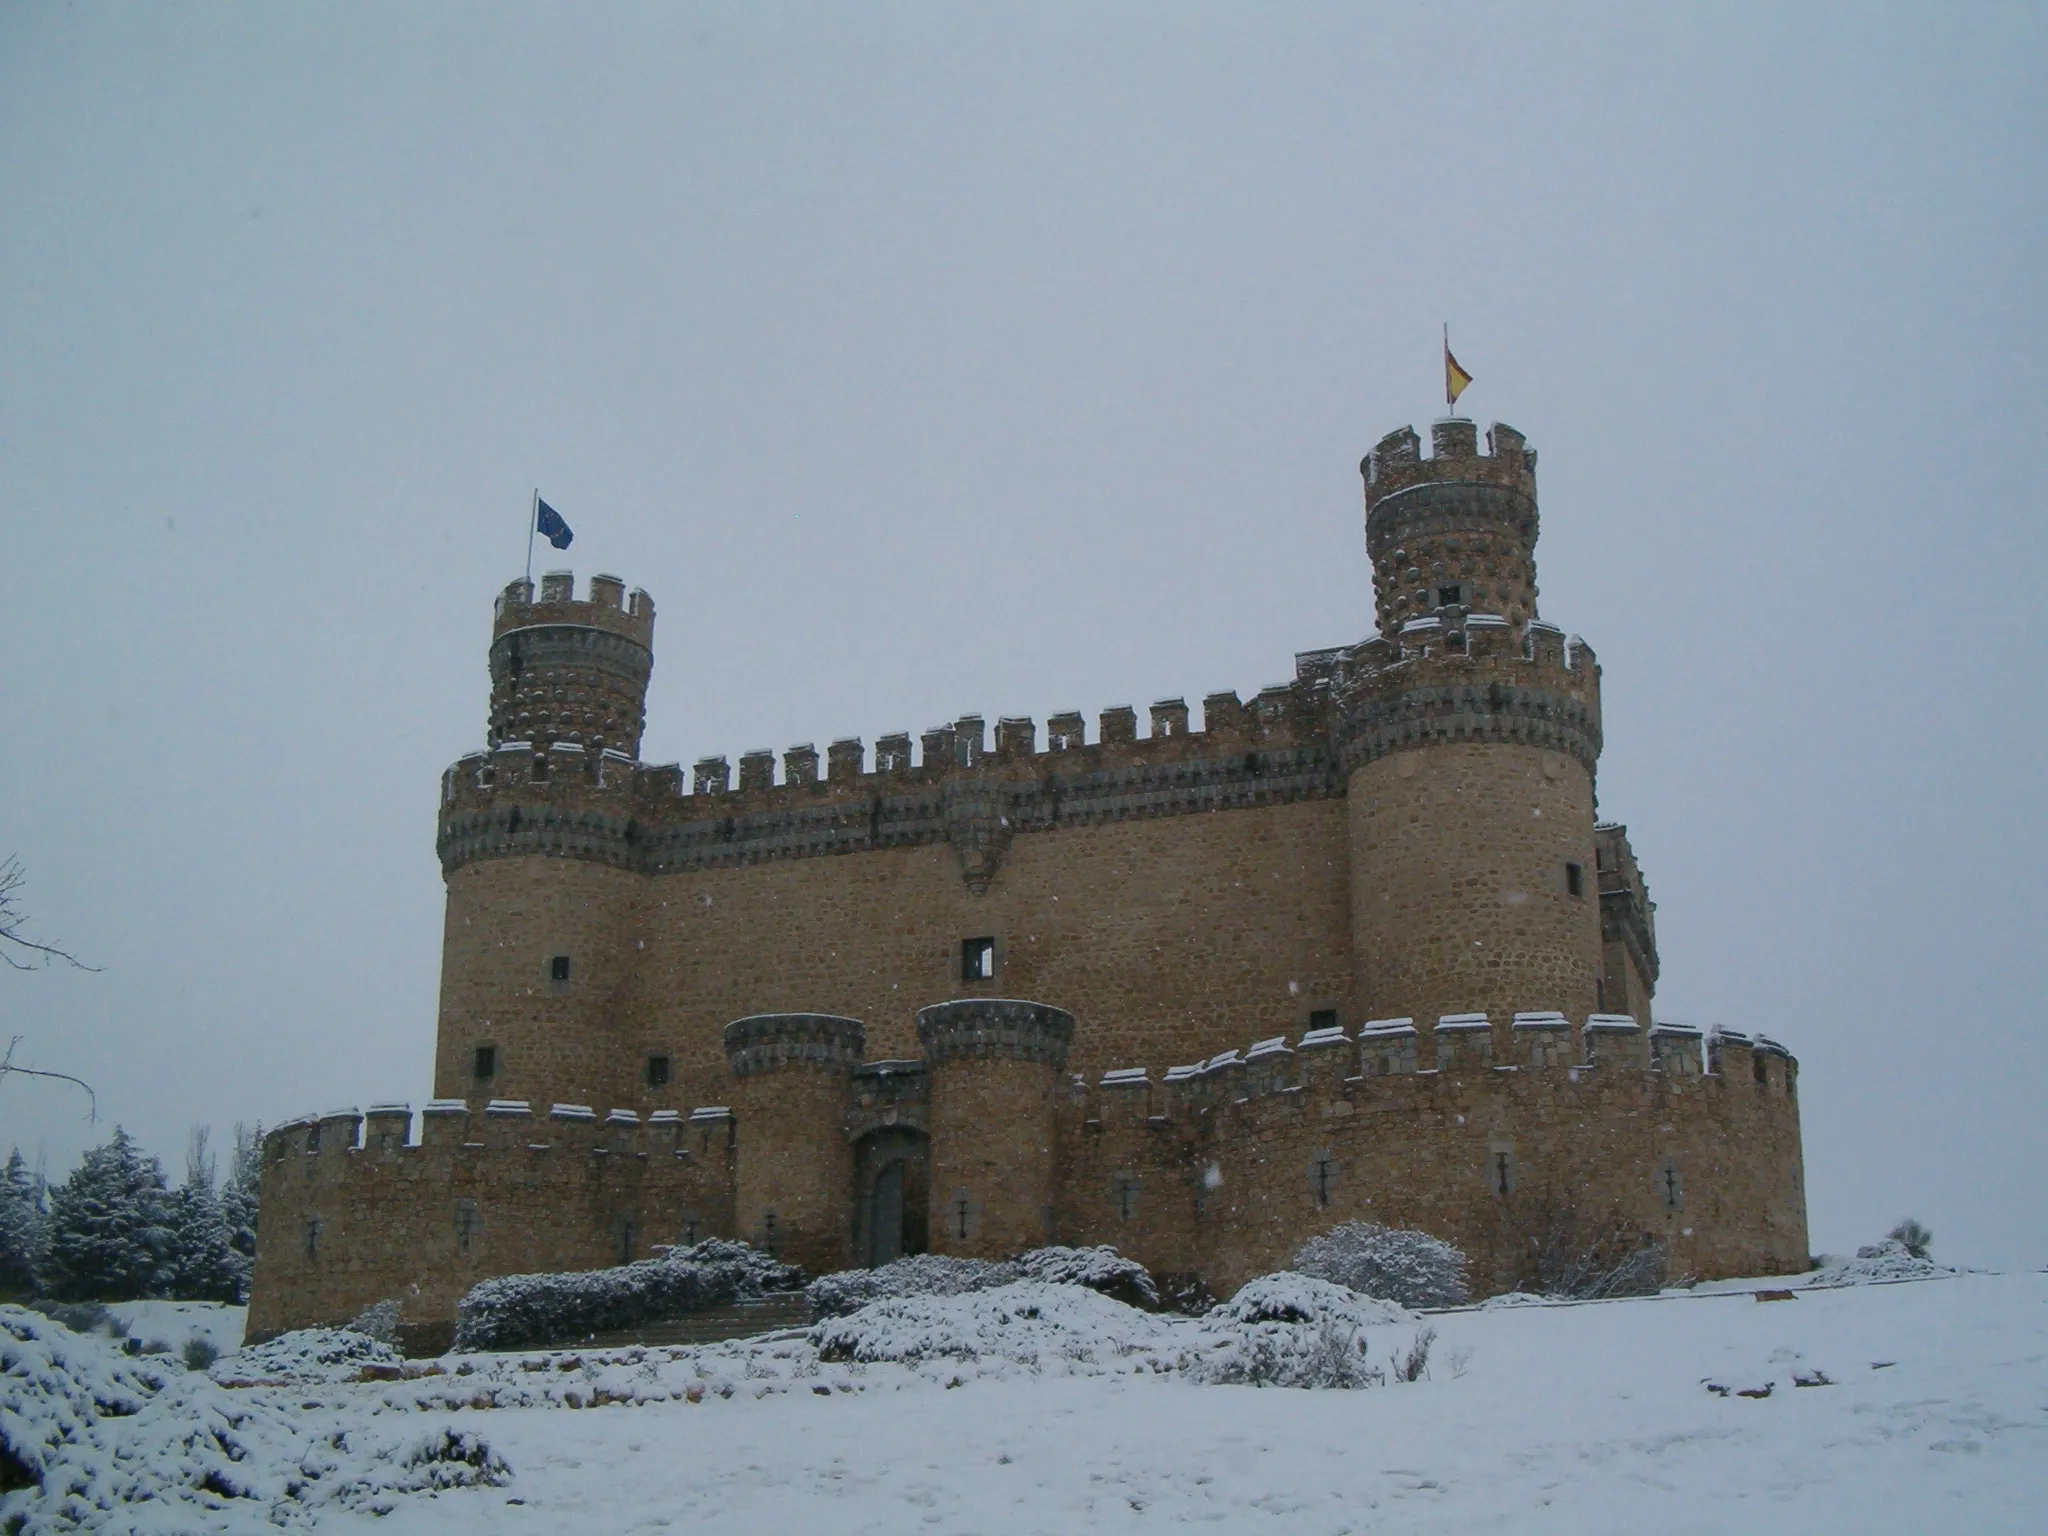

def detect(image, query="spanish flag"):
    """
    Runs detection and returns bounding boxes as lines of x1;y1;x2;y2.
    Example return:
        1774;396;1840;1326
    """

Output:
1444;326;1473;411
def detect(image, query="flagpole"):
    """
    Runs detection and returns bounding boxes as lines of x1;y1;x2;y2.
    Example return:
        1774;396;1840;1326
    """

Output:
1443;322;1452;415
524;488;538;587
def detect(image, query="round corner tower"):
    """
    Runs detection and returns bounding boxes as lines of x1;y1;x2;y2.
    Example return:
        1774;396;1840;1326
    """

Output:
918;999;1073;1261
1342;420;1605;1040
431;570;657;1115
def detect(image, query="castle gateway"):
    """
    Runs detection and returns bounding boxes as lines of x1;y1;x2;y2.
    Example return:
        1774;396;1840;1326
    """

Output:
249;419;1807;1346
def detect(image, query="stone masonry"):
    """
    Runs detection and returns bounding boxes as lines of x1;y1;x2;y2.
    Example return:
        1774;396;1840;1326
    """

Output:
247;417;1809;1346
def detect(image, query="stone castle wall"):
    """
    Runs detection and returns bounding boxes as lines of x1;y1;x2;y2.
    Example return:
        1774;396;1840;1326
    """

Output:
250;1013;1803;1343
1057;1018;1807;1298
245;1102;735;1354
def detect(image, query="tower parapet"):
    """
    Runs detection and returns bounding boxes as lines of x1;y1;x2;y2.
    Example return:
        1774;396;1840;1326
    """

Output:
489;571;656;758
1363;420;1539;637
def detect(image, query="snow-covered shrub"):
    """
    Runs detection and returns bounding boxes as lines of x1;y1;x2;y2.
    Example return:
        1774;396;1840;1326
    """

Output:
181;1335;219;1371
808;1245;1157;1318
388;1428;511;1491
1013;1246;1158;1309
811;1279;1173;1369
1182;1273;1412;1389
452;1238;801;1352
27;1299;110;1336
349;1297;402;1345
1887;1217;1933;1261
808;1254;1006;1318
1291;1221;1470;1308
2;1304;508;1526
1513;1203;1666;1298
1807;1239;1951;1287
211;1325;401;1386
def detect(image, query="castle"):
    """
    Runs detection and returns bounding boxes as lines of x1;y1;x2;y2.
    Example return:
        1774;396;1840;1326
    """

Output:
248;418;1808;1349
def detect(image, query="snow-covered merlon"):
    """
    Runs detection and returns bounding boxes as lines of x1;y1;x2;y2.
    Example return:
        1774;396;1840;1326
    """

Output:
1072;1010;1796;1122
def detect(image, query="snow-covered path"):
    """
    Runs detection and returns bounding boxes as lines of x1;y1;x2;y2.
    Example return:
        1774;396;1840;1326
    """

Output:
331;1273;2046;1535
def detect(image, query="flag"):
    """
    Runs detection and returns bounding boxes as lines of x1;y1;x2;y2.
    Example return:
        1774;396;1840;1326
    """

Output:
1444;336;1473;410
536;497;573;550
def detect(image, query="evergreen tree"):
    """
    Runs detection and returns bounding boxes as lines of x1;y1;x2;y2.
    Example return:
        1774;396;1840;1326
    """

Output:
0;1147;48;1296
164;1177;241;1302
219;1122;262;1302
44;1127;174;1300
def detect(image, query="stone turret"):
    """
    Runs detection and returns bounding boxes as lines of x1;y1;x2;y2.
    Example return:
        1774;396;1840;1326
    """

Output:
488;570;655;758
918;999;1074;1260
723;1013;865;1273
1342;422;1605;1039
1364;419;1538;636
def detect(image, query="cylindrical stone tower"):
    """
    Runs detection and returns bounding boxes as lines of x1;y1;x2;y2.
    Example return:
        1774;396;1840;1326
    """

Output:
1342;421;1605;1043
488;569;655;757
724;1013;864;1274
918;999;1074;1261
432;571;655;1113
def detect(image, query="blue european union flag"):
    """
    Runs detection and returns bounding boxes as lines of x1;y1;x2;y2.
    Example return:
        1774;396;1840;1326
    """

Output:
536;498;573;550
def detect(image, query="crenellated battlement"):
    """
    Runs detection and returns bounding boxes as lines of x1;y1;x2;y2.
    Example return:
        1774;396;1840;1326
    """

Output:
1060;1012;1792;1130
1331;615;1603;775
263;1098;742;1164
436;681;1350;879
492;570;656;647
1362;419;1537;509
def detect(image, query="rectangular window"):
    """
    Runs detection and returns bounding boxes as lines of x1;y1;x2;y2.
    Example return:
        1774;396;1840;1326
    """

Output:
1566;861;1584;897
962;937;996;981
1438;584;1461;606
473;1044;496;1081
550;955;571;983
646;1054;671;1088
1308;1008;1338;1031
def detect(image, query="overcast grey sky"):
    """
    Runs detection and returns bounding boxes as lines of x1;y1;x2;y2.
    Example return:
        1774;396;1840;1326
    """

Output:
3;4;2043;1269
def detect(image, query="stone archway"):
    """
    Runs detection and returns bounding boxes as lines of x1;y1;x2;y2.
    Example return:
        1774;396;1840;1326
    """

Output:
853;1126;930;1269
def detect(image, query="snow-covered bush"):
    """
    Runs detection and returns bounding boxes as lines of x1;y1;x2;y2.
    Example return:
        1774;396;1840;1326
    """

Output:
3;1305;509;1525
349;1297;402;1345
811;1279;1174;1369
1513;1203;1666;1298
1182;1273;1412;1389
1013;1246;1158;1308
210;1325;402;1386
452;1238;801;1352
1887;1217;1933;1261
808;1245;1157;1318
808;1254;1004;1317
1291;1222;1470;1308
1807;1239;1952;1288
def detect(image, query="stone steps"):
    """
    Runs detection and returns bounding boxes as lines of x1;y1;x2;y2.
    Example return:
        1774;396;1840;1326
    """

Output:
580;1291;815;1349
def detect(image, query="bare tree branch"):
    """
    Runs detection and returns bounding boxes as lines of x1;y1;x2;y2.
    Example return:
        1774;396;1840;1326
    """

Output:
0;855;99;971
0;1035;98;1122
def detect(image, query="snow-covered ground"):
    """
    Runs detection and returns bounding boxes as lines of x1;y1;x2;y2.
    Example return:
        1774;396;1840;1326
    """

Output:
103;1300;246;1359
7;1270;2045;1532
